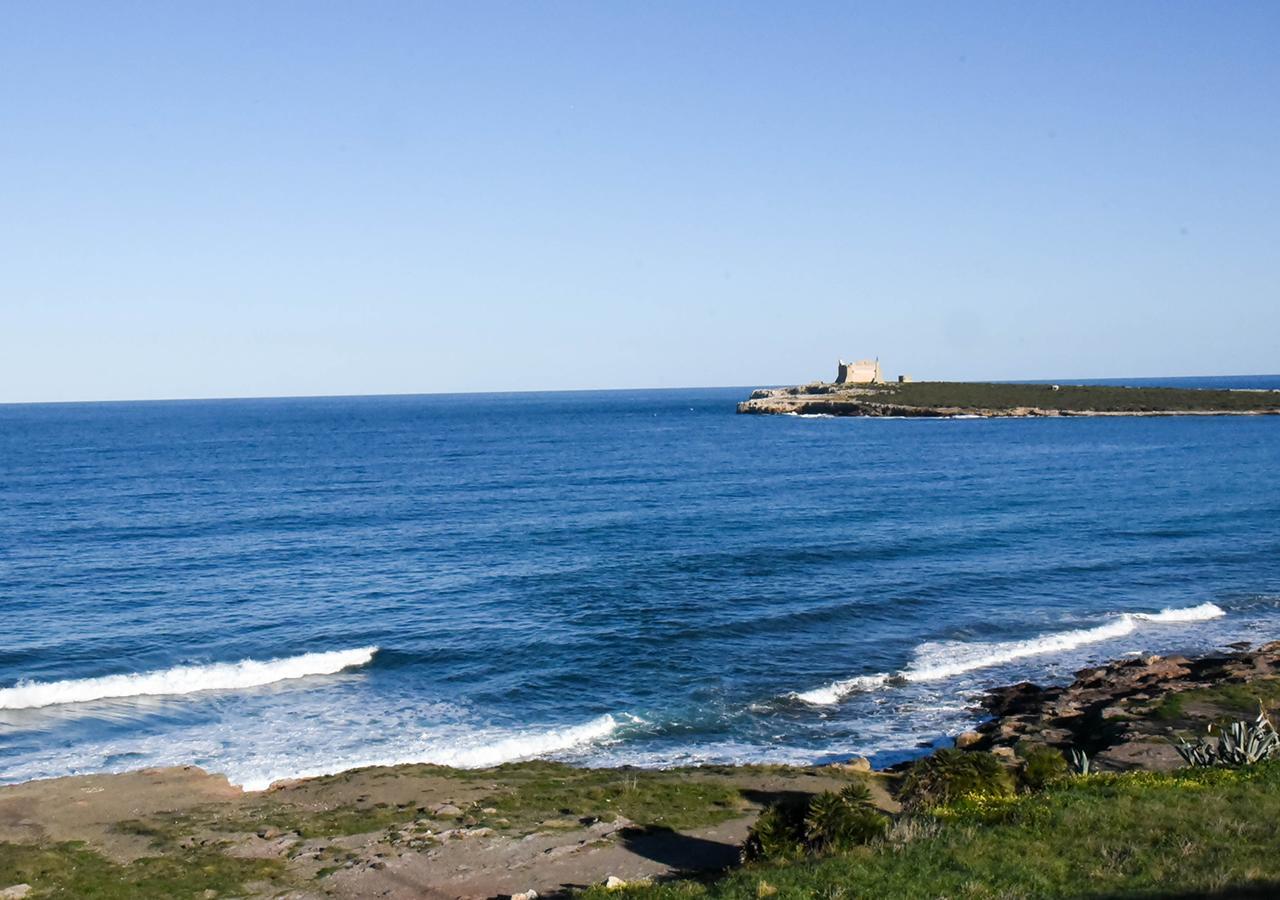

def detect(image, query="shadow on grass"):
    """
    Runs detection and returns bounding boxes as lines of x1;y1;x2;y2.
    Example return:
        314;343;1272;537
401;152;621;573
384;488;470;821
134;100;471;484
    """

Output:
1111;885;1280;899
618;825;740;872
737;788;813;808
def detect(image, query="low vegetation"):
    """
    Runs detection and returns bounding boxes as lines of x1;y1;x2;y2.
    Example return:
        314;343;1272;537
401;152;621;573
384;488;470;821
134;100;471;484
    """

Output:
461;761;751;832
588;760;1280;899
897;749;1015;812
0;841;285;900
863;381;1280;413
1149;676;1280;721
1175;705;1280;767
742;781;887;862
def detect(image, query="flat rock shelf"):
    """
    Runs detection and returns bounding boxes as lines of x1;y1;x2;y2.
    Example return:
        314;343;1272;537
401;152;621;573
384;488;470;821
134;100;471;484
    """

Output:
737;381;1280;417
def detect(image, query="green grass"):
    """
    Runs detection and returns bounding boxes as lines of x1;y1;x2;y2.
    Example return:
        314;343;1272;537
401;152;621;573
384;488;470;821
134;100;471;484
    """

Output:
206;800;419;839
461;762;751;832
584;762;1280;899
1149;678;1280;722
849;381;1280;413
0;841;286;899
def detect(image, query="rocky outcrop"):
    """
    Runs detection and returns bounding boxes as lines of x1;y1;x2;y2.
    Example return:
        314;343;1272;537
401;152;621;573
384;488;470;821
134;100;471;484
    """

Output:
737;382;1280;418
961;642;1280;771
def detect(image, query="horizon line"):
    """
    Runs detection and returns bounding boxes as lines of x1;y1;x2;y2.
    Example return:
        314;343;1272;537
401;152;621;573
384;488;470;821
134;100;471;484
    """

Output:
2;373;1278;408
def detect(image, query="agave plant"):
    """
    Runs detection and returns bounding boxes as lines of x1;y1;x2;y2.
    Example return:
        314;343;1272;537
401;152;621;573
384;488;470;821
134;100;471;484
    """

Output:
1174;702;1280;767
1068;748;1092;776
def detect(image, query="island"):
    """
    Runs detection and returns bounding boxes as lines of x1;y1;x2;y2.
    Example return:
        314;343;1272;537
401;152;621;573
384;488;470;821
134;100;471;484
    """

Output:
739;361;1280;418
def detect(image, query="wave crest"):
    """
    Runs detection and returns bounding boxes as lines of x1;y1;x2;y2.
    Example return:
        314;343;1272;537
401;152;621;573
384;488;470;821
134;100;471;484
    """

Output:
793;602;1225;705
0;647;379;710
238;713;620;790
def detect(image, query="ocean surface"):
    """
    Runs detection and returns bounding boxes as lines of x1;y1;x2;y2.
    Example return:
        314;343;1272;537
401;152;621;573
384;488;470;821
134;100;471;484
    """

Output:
3;377;1280;789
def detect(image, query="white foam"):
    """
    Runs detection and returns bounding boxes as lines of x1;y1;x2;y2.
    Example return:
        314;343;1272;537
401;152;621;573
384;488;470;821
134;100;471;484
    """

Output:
1132;602;1225;623
905;618;1136;682
0;647;378;710
792;673;891;705
236;713;620;790
793;602;1225;705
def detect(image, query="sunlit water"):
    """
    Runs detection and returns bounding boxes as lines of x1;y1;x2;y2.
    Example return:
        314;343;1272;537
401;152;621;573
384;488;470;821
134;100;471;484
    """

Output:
2;378;1278;788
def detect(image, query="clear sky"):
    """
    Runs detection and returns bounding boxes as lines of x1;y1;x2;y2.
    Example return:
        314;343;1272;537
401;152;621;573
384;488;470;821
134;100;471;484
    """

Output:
3;1;1277;402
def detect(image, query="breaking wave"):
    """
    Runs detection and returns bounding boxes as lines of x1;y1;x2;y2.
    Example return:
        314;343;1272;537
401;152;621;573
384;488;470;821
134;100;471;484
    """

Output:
793;673;892;706
235;713;620;790
0;647;379;710
793;602;1224;705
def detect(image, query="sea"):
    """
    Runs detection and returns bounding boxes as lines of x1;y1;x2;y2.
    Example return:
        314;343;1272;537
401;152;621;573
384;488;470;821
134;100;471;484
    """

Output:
2;376;1279;790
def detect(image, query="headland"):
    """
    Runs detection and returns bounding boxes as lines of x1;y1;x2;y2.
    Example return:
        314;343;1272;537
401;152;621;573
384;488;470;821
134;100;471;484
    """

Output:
739;380;1280;418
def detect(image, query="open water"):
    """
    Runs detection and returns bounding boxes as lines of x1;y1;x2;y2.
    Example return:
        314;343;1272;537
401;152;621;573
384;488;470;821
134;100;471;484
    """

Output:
2;377;1278;788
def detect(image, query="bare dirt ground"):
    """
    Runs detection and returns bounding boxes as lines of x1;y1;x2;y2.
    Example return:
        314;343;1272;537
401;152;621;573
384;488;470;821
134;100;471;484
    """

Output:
0;761;886;898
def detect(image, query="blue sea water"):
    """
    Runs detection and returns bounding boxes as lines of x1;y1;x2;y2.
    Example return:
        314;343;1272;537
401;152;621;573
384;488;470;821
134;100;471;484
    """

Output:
2;377;1279;788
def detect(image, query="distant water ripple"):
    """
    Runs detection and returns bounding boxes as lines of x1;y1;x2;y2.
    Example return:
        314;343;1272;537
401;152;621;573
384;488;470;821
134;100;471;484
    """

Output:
1;380;1278;787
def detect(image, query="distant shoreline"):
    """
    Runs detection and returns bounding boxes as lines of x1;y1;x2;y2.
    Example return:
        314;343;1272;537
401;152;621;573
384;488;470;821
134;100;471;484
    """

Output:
738;380;1280;418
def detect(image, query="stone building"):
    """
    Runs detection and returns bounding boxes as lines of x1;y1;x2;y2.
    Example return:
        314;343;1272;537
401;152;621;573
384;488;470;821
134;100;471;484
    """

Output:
835;358;882;384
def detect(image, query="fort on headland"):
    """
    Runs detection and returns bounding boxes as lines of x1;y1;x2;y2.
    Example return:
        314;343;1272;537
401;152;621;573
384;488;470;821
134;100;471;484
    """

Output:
737;360;1280;418
835;358;881;384
836;358;910;385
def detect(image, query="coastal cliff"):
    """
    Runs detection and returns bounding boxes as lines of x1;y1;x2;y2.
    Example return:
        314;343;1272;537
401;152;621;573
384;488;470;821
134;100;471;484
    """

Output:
738;381;1280;417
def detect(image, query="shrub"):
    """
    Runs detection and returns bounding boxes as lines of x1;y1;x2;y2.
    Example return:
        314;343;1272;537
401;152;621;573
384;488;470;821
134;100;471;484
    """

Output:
804;784;889;852
898;749;1015;812
1018;745;1069;791
742;797;808;862
743;782;887;863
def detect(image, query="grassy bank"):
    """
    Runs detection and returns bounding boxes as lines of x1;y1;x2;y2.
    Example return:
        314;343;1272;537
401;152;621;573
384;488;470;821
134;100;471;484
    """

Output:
0;762;866;898
589;762;1280;899
857;381;1280;413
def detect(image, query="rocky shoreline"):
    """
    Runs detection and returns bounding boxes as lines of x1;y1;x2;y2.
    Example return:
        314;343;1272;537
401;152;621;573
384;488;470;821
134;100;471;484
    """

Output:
737;382;1280;418
4;640;1280;898
959;640;1280;771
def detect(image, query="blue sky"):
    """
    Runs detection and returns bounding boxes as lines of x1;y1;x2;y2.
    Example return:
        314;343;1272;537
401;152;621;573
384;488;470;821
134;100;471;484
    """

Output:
3;1;1277;401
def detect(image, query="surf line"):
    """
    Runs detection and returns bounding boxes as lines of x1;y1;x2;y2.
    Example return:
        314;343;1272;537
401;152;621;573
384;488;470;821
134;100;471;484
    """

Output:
792;602;1225;706
0;646;379;710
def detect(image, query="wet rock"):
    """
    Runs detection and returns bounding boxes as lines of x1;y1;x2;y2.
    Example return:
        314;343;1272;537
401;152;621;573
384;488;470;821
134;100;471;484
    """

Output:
982;682;1047;716
953;732;983;750
827;756;872;772
960;642;1280;772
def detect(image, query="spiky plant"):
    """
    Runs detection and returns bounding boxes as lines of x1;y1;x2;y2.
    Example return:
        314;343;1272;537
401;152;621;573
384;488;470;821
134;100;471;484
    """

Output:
803;788;888;852
1068;748;1092;776
743;779;886;863
741;798;807;863
1175;703;1280;768
898;750;1015;812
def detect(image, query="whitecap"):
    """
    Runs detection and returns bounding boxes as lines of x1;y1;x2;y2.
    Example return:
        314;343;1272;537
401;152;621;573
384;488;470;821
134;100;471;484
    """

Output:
791;602;1225;705
0;647;379;710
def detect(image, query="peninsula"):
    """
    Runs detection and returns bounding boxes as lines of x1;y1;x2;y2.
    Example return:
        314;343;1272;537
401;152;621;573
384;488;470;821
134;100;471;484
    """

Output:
739;363;1280;418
